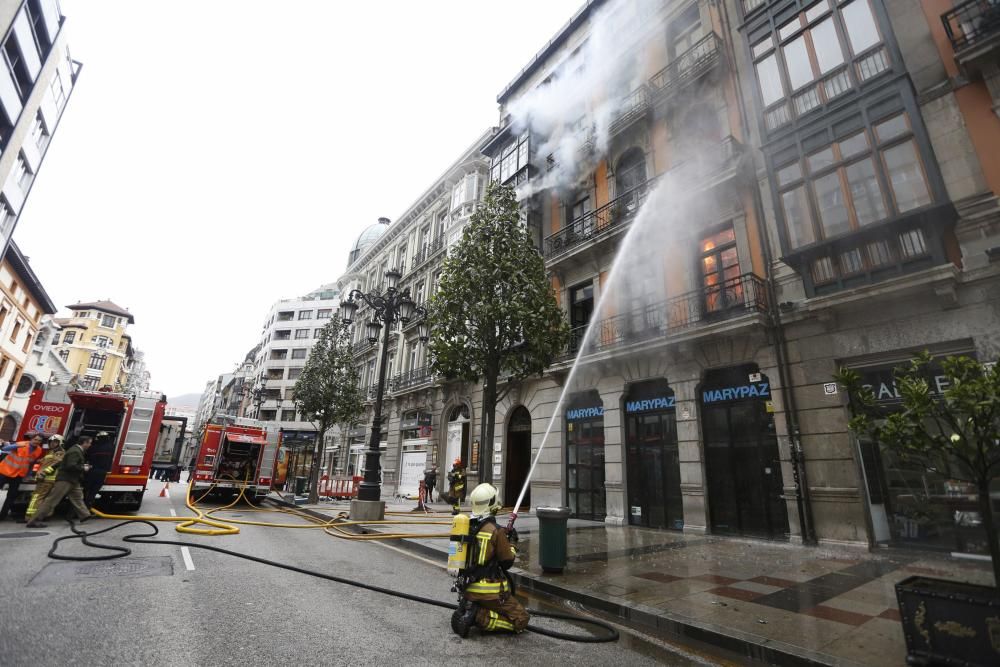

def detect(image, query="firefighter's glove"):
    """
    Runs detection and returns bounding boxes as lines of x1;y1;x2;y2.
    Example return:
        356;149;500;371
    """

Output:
506;527;519;544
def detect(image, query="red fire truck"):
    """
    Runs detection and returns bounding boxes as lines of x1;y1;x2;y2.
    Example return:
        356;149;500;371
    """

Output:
14;384;167;512
190;418;281;500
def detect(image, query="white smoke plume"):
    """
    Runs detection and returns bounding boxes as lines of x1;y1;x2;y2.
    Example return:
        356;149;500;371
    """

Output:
506;0;667;197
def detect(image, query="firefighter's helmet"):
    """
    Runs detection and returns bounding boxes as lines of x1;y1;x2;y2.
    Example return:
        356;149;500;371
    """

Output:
453;458;462;467
469;483;501;519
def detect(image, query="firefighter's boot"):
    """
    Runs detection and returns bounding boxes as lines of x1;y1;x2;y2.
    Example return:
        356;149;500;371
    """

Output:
451;599;478;638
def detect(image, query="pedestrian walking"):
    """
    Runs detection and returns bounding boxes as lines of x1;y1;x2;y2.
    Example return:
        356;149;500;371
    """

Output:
24;435;66;523
83;431;114;508
424;466;437;504
27;436;94;527
0;433;45;521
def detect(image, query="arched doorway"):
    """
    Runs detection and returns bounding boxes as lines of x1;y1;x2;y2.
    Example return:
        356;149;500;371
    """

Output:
504;406;531;509
445;404;471;469
0;414;16;441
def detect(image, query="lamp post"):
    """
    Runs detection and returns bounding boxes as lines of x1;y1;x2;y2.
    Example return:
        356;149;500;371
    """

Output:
340;265;429;520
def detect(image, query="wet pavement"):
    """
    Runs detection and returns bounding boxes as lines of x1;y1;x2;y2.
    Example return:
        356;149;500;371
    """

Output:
273;496;995;666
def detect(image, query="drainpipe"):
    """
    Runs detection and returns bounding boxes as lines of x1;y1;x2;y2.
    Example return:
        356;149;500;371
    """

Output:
715;0;816;544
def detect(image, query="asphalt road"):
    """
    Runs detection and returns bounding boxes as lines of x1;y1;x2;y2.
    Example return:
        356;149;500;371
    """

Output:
0;482;722;666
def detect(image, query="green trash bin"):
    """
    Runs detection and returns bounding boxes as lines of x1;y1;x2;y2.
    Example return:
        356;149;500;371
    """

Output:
294;476;307;496
536;506;571;573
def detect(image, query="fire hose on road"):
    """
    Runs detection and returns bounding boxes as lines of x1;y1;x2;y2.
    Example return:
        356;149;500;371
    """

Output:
41;483;619;643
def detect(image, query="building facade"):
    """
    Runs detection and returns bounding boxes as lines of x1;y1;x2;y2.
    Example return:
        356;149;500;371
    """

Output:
334;132;491;497
247;284;342;475
0;239;54;438
726;0;1000;551
336;0;999;555
51;300;136;391
0;0;81;256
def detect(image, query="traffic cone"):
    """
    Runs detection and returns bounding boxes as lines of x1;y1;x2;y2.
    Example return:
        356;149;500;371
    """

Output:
159;486;167;497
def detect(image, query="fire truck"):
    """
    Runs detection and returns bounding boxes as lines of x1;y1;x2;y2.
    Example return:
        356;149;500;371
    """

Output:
190;418;281;500
14;384;167;512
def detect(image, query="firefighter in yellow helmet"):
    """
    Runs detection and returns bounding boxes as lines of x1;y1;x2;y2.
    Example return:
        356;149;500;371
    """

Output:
24;435;66;523
446;458;466;515
451;483;529;637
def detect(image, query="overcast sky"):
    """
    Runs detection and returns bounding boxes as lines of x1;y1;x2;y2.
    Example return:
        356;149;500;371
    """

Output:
14;0;582;401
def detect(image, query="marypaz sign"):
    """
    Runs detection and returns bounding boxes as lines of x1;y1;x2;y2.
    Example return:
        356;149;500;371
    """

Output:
625;396;675;413
702;382;770;404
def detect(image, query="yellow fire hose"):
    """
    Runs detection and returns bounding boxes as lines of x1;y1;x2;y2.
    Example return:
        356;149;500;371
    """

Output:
91;479;454;540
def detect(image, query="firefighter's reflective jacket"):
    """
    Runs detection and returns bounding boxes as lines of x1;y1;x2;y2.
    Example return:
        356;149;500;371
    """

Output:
463;518;517;601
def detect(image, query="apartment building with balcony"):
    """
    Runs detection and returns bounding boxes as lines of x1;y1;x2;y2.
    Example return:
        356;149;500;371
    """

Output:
474;0;796;538
334;131;491;498
729;0;1000;551
0;0;81;257
247;284;342;460
0;239;54;438
51;299;135;391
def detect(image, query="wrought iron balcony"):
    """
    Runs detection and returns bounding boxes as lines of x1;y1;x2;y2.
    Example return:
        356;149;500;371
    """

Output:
390;366;433;393
411;236;445;269
610;85;650;136
352;340;377;357
648;33;722;101
558;273;769;360
544;176;659;259
942;0;1000;55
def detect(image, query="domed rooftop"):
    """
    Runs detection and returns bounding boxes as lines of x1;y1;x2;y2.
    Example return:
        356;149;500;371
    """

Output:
348;217;390;267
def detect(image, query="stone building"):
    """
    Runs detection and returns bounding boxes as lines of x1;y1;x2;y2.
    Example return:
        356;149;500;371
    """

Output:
728;0;1000;551
334;131;492;498
51;300;136;391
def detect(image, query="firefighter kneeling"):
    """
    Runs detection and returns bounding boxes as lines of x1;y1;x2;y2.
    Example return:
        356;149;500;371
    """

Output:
449;483;529;637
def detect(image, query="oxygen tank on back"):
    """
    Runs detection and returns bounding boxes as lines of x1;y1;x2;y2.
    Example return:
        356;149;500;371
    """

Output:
447;513;471;575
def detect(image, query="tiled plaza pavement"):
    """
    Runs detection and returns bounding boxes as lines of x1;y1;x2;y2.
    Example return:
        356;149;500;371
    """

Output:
274;497;995;666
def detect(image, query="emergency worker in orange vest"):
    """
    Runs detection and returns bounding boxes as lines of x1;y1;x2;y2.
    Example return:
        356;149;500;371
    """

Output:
0;433;45;520
451;483;529;637
24;435;66;523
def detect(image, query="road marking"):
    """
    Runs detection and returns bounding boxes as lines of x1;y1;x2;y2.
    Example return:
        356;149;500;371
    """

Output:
181;547;195;571
169;509;177;517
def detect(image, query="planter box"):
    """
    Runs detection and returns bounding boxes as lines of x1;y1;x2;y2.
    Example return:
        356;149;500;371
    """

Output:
896;576;1000;666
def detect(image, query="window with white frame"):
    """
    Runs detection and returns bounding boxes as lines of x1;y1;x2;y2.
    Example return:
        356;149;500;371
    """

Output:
316;309;332;320
490;132;530;184
88;353;107;371
15;154;32;190
0;197;14;239
292;348;307;360
93;335;111;348
298;310;312;320
100;314;116;328
31;112;48;150
294;329;310;339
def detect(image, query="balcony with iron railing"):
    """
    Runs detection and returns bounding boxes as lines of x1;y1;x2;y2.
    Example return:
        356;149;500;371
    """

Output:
411;236;446;270
556;273;769;362
390;366;434;393
544;175;658;260
942;0;1000;69
610;85;650;137
648;32;723;101
542;135;744;263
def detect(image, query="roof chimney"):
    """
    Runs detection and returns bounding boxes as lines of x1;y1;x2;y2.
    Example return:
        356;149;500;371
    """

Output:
378;217;390;225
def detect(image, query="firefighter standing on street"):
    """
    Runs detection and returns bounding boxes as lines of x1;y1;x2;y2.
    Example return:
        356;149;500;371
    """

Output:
83;431;114;508
24;435;66;523
0;433;45;521
447;458;466;515
27;436;94;528
451;482;530;637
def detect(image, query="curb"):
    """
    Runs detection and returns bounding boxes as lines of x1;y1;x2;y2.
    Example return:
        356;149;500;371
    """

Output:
264;497;854;666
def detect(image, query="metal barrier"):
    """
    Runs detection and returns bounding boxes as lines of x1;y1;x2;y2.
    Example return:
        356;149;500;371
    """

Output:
319;475;362;499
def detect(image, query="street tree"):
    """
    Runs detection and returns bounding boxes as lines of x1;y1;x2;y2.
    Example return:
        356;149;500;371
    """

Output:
293;318;364;503
835;353;1000;585
428;181;568;481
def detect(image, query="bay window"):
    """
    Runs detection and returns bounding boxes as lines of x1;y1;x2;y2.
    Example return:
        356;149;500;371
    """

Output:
751;0;887;131
775;112;931;254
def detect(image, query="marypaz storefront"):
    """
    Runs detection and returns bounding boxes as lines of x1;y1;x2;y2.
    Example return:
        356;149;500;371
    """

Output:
700;364;789;539
624;379;682;530
565;390;605;521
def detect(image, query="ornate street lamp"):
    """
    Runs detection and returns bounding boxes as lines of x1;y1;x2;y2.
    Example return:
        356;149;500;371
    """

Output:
340;263;429;518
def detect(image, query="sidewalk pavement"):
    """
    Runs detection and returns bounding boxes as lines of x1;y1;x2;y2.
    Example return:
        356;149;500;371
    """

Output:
271;495;994;666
